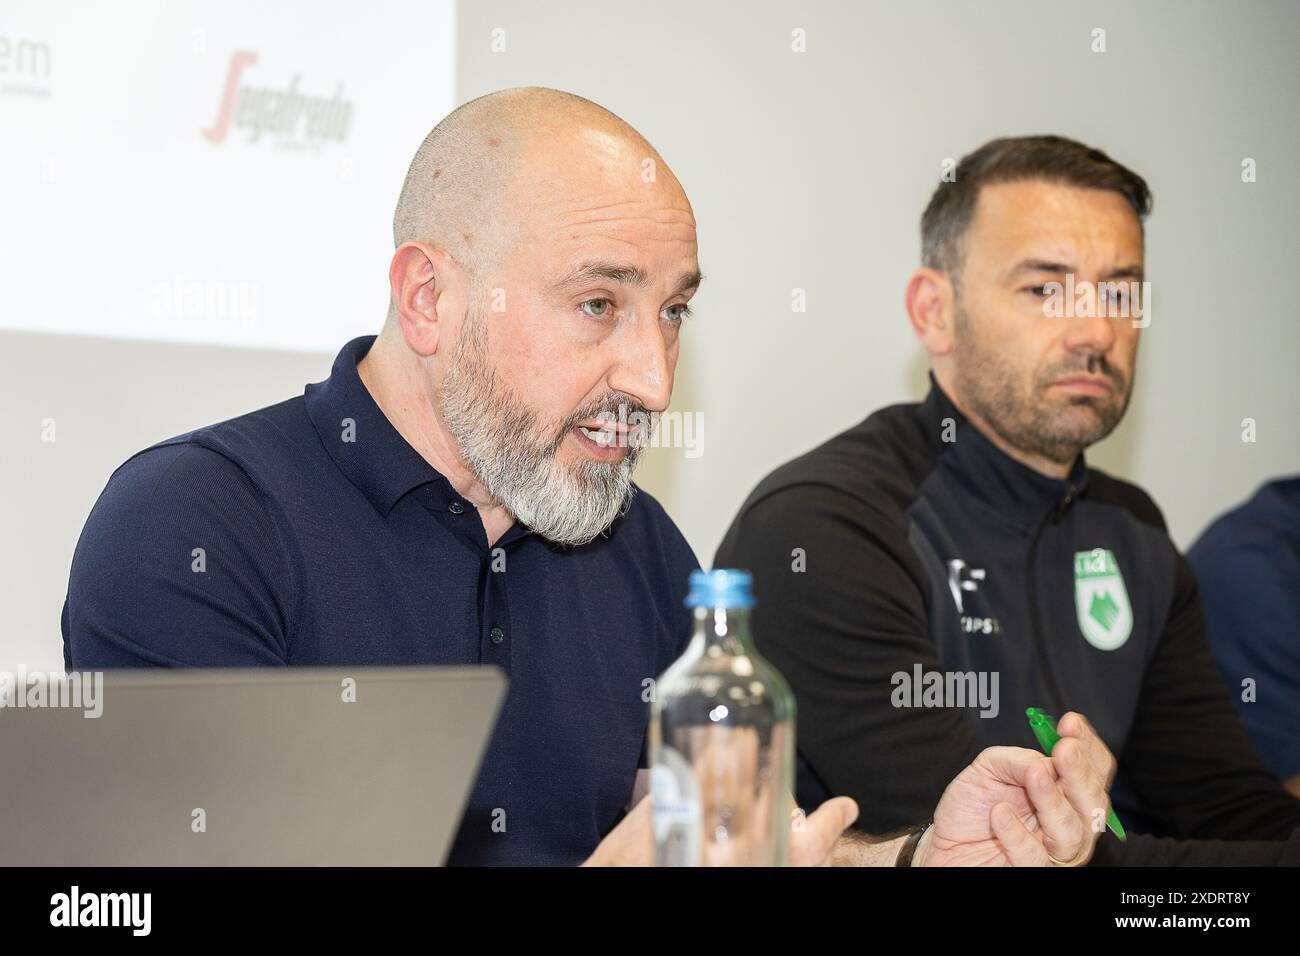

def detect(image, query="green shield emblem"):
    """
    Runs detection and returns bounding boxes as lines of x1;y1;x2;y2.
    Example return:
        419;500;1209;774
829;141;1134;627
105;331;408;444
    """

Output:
1074;549;1133;650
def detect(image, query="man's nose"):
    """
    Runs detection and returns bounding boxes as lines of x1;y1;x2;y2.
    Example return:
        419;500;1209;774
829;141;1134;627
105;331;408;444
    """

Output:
607;314;673;413
1063;289;1119;355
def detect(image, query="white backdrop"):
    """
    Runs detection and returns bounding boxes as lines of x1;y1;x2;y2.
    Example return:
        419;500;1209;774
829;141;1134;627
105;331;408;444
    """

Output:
0;0;456;351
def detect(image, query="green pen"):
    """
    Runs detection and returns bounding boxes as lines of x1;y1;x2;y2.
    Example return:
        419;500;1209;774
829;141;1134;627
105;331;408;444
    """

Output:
1026;707;1126;842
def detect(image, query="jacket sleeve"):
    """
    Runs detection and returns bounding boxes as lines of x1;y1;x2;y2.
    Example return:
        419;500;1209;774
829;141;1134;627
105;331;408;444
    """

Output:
714;482;982;832
1092;828;1300;866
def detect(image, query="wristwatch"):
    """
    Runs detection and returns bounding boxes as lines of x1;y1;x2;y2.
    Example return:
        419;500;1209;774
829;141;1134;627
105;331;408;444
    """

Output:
896;820;932;867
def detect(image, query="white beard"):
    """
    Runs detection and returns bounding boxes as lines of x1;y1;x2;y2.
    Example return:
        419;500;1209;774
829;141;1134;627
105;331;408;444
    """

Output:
439;318;640;547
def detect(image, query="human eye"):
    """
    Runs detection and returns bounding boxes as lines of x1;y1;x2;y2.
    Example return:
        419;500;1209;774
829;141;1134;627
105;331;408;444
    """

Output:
661;302;693;323
578;298;616;319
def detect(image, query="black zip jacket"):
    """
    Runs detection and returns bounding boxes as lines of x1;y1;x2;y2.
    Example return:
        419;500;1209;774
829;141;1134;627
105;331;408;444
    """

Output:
715;377;1300;865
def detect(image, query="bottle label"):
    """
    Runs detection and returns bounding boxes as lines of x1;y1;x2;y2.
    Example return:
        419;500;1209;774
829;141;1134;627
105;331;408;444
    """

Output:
650;747;702;865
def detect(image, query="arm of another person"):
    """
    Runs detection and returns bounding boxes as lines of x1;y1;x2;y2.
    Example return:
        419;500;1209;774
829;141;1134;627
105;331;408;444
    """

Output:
63;442;296;669
1190;534;1300;796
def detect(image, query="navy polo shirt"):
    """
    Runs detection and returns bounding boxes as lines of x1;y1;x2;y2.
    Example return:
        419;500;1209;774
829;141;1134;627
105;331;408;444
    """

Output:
1189;477;1300;782
62;335;700;865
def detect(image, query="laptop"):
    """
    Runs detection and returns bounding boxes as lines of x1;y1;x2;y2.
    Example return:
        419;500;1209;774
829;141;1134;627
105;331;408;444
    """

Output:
0;666;505;865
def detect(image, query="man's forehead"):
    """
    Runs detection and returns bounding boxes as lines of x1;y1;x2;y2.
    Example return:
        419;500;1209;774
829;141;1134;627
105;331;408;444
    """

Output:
526;193;699;287
974;181;1141;236
533;185;696;233
512;174;696;251
971;181;1143;260
500;213;698;299
505;134;698;282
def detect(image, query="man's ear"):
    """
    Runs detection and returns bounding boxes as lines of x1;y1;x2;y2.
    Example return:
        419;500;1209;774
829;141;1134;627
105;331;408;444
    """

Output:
388;241;468;357
904;267;957;358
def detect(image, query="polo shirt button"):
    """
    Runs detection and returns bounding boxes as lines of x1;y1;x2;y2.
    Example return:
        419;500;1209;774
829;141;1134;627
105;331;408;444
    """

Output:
448;501;465;515
489;626;505;645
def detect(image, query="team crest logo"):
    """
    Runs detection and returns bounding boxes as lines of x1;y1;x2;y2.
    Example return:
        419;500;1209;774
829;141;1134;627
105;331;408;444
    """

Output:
1074;549;1133;650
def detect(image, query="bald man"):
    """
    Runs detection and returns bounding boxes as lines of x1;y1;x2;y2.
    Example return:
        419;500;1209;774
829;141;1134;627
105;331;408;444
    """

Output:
64;88;1111;867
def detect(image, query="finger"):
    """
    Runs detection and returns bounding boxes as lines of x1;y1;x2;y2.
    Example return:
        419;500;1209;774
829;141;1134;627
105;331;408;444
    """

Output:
626;792;653;826
790;796;859;867
974;745;1054;789
1049;736;1108;857
1057;711;1117;788
990;802;1050;867
1024;758;1088;863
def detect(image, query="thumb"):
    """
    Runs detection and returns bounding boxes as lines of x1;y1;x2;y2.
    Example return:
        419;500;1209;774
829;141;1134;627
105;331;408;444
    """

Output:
990;802;1050;867
791;796;859;866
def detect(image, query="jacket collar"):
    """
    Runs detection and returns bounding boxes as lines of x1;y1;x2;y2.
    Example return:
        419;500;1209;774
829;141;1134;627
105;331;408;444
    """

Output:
918;373;1089;534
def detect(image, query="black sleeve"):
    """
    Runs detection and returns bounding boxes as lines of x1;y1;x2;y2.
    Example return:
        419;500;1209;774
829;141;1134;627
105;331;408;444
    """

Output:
1092;829;1300;866
714;483;981;832
1115;554;1300;843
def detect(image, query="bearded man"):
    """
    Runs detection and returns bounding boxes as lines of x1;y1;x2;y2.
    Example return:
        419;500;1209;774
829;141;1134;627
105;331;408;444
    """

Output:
715;134;1300;865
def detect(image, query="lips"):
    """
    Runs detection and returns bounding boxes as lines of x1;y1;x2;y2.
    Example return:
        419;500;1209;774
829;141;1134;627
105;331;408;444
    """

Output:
1051;375;1114;395
576;419;634;436
574;418;643;446
570;424;632;461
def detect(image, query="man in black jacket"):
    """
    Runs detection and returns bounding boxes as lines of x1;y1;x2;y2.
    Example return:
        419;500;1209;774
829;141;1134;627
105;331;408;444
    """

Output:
715;135;1300;865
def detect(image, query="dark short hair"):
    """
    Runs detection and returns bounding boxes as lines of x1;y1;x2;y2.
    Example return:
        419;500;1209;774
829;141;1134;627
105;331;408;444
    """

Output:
921;135;1152;283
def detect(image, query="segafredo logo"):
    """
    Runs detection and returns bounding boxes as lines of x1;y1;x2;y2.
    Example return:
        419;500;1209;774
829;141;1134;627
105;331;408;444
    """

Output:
201;51;352;149
1074;549;1133;650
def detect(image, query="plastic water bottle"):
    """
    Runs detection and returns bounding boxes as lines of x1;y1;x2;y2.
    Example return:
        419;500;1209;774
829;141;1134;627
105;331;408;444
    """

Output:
648;569;796;866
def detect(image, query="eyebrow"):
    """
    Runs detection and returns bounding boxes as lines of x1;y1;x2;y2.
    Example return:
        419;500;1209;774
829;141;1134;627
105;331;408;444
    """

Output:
1007;259;1144;281
553;260;704;297
671;270;704;296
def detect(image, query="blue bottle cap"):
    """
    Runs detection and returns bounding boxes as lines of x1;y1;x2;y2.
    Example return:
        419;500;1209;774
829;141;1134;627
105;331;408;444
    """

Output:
684;569;755;609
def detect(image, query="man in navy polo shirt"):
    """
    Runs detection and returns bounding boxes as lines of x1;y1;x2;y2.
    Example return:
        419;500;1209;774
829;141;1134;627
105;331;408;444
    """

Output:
1189;477;1300;796
64;88;1112;867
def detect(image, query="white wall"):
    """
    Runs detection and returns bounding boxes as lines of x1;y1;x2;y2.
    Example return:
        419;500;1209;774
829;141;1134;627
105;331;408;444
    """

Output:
454;0;1299;562
4;0;1297;674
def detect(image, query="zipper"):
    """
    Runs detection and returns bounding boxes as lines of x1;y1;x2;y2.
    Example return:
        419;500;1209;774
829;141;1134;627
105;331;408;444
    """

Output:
1025;484;1077;712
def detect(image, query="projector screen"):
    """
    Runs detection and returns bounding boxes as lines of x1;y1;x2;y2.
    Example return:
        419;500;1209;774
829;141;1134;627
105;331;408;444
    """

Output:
0;0;457;352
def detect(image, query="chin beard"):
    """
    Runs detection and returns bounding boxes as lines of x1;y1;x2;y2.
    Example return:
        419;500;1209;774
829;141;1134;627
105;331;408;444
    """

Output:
439;319;645;546
500;454;639;547
961;376;1130;466
951;313;1131;466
